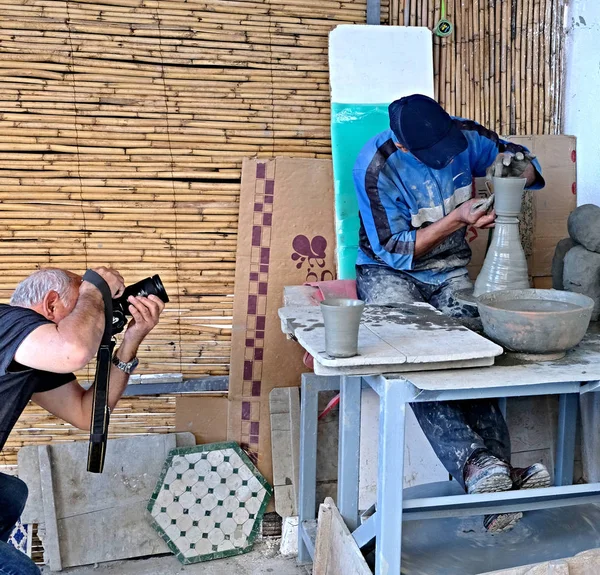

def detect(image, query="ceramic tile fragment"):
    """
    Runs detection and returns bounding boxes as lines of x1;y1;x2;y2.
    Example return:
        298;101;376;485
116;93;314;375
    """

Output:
148;442;272;564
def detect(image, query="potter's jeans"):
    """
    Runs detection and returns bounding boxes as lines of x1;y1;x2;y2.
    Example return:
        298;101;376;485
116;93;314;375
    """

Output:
0;473;40;575
356;264;512;489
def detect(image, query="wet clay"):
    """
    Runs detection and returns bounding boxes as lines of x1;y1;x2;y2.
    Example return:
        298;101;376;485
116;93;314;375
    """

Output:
320;298;364;358
551;237;577;290
363;303;470;332
568;203;600;253
489;176;527;216
473;177;530;297
563;245;600;321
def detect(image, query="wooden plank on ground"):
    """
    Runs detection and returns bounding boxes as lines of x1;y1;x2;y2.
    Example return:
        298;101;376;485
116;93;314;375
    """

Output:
313;497;371;575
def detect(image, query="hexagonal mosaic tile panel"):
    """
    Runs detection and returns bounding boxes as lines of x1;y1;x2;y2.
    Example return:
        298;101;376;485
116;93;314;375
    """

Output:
148;441;272;564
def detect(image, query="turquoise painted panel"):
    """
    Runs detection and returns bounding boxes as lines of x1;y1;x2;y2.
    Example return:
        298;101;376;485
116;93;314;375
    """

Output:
331;102;390;279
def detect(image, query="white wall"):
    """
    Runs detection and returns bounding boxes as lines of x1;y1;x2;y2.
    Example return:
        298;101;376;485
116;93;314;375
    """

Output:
564;0;600;207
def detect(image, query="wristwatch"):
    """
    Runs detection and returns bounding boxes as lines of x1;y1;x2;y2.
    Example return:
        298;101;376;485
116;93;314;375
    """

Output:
112;354;139;375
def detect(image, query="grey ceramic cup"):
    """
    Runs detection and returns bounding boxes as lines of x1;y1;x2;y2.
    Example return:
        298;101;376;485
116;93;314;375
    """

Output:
488;176;527;217
320;298;365;358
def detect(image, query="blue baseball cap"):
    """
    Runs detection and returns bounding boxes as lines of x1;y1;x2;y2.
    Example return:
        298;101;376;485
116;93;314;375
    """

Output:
388;94;468;170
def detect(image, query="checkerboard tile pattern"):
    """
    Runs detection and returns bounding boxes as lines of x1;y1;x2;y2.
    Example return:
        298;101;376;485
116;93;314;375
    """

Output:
148;442;272;564
240;161;275;462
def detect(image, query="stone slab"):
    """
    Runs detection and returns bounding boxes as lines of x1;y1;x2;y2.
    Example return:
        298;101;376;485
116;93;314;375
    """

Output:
19;433;195;570
396;325;600;391
269;388;301;518
59;501;168;568
279;303;503;372
279;516;299;558
482;548;600;574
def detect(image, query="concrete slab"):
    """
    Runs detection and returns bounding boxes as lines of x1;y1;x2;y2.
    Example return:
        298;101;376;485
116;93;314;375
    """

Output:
278;303;502;373
270;387;301;517
40;543;311;575
19;433;195;569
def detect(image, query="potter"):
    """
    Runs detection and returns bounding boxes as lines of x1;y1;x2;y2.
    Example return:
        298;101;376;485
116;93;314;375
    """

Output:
353;94;549;533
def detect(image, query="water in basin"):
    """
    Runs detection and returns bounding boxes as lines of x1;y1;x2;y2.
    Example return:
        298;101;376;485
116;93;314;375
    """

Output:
491;299;582;313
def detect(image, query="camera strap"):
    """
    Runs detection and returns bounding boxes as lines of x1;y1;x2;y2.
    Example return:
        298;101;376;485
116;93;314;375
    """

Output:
83;270;115;474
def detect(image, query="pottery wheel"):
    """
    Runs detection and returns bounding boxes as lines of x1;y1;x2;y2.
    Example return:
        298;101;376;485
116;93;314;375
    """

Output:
505;350;567;362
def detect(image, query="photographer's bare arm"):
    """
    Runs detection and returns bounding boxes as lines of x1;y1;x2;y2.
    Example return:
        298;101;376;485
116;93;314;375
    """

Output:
14;266;125;373
32;294;164;430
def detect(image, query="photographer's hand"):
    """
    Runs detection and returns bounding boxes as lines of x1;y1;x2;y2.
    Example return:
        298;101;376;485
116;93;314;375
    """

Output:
87;266;126;298
80;294;166;422
121;295;165;348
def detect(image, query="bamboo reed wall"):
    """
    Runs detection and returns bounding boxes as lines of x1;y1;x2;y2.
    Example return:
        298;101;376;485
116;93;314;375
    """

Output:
0;0;566;466
0;0;379;465
0;0;378;385
389;0;567;135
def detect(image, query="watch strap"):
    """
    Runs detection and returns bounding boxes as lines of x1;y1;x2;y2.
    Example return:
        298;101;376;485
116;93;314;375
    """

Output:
112;354;138;374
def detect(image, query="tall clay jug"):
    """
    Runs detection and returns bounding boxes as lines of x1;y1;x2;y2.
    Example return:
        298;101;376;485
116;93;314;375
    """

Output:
473;177;530;297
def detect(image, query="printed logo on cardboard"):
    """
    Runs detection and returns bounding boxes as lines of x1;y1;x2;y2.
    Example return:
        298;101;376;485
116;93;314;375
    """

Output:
291;235;335;282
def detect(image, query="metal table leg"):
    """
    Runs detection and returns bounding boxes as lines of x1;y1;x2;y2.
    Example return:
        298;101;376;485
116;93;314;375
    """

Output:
298;373;341;563
375;379;408;575
555;392;579;487
337;376;362;532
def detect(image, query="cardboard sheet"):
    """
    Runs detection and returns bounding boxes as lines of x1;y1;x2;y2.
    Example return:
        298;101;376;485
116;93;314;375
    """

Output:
175;395;229;445
227;158;336;483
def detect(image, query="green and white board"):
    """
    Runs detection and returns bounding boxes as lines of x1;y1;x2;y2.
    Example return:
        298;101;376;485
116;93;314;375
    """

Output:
328;25;435;278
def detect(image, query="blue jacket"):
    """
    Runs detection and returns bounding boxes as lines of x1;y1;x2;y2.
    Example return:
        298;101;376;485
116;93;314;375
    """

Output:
353;119;545;285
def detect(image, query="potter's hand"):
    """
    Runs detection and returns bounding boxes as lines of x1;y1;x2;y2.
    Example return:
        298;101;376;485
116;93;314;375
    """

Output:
486;151;535;179
455;199;496;228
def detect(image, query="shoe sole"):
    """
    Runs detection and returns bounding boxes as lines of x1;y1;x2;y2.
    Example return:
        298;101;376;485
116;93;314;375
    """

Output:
484;467;551;534
517;468;552;490
469;473;513;495
484;511;523;533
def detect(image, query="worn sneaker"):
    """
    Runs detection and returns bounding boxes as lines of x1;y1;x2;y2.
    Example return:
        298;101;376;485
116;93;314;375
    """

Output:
483;463;551;534
463;452;519;534
483;511;523;533
464;451;513;495
511;463;552;490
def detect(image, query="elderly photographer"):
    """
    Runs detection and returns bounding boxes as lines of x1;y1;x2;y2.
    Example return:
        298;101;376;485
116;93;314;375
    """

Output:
0;267;165;574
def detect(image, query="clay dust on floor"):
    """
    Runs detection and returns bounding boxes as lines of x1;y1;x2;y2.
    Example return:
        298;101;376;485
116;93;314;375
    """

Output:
40;541;311;575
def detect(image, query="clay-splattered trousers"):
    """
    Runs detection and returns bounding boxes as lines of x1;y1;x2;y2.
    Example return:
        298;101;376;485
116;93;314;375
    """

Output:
356;264;511;489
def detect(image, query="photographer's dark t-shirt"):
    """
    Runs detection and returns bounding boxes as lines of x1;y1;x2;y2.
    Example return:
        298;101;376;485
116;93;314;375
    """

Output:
0;304;75;452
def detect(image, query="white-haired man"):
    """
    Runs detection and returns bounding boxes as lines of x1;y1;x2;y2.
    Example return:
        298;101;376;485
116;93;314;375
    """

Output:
0;267;165;574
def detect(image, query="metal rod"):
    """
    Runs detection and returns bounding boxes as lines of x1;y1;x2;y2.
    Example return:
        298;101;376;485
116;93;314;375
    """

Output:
367;0;381;24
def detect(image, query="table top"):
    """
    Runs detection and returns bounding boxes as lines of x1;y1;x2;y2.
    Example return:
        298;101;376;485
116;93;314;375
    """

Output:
279;302;503;375
390;324;600;390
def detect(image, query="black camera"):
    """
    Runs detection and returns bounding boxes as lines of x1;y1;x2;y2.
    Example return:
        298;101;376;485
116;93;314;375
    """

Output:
112;275;169;334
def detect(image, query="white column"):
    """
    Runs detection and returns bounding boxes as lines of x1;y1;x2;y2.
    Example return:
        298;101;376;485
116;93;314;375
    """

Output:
564;0;600;207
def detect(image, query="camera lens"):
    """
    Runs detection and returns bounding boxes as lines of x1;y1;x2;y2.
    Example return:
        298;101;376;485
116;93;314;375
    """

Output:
111;275;169;334
148;275;169;303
